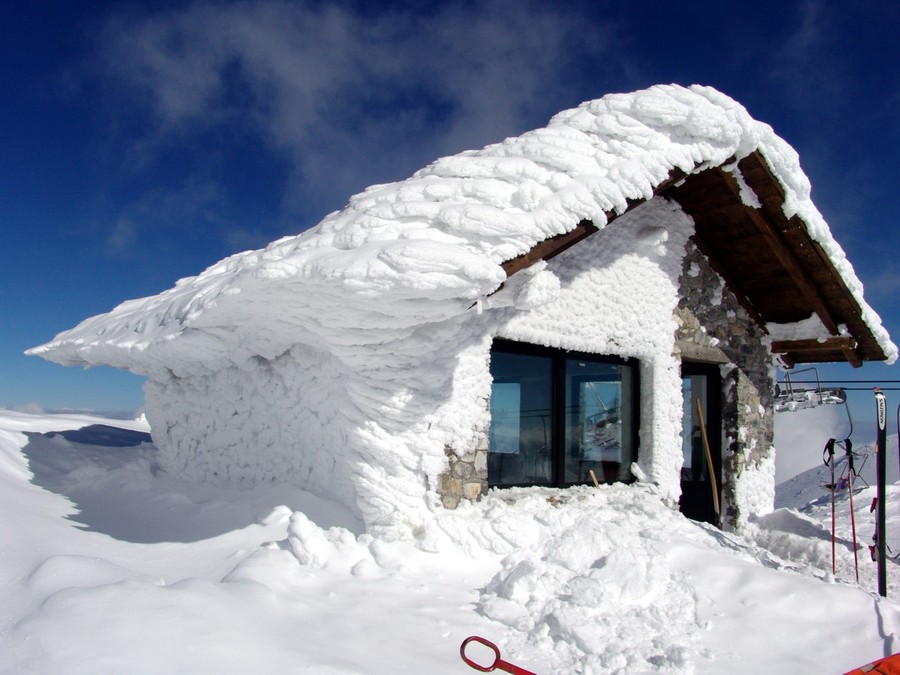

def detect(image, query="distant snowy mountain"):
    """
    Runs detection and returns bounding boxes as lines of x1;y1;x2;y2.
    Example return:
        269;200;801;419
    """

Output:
774;402;856;485
776;434;898;512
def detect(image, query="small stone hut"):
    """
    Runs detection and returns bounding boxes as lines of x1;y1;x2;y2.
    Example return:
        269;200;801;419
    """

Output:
30;84;896;537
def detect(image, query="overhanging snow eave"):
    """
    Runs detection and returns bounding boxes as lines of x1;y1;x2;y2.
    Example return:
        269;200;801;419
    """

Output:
500;165;692;278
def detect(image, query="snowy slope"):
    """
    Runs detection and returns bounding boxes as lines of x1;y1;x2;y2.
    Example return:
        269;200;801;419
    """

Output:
2;409;899;674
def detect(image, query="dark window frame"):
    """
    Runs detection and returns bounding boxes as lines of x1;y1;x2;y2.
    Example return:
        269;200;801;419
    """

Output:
488;339;641;489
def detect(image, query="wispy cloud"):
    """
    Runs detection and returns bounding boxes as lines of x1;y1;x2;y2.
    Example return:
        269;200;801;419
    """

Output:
100;176;230;256
765;1;849;116
84;0;615;236
87;0;617;232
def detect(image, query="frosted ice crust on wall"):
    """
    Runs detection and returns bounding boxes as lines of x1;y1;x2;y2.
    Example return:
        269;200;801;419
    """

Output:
29;84;896;537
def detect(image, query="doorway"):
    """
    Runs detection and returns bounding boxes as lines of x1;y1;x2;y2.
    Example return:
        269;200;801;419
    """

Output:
679;362;722;525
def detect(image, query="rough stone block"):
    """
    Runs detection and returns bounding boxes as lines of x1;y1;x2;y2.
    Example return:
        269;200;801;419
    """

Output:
462;481;483;501
452;461;475;480
441;493;461;509
474;450;487;473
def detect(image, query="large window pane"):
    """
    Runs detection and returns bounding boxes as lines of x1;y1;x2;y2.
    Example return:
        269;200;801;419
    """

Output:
487;341;637;489
564;358;634;483
488;351;553;486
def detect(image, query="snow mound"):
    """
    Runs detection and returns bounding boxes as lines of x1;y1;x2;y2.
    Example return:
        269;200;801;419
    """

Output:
443;487;705;673
4;411;900;673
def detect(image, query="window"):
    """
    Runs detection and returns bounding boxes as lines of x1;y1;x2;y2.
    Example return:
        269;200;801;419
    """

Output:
488;340;639;488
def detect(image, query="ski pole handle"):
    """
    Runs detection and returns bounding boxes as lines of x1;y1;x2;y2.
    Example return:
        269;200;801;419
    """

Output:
460;636;537;674
823;438;835;466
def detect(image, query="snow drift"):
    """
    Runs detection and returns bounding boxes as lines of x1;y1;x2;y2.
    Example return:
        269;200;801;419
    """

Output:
3;410;900;673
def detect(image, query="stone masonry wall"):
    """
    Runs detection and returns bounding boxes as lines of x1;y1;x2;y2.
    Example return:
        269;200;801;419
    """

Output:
436;439;489;509
674;240;774;529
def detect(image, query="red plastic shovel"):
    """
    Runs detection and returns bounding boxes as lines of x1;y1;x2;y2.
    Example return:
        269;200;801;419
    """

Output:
460;636;537;674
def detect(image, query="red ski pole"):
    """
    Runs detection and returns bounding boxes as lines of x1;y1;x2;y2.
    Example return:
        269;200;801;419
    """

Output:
824;439;836;575
844;439;860;583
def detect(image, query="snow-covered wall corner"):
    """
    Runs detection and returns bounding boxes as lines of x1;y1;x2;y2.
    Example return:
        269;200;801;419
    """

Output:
143;344;361;514
143;317;498;537
675;241;775;529
432;336;494;509
638;358;683;504
729;447;776;528
720;370;776;529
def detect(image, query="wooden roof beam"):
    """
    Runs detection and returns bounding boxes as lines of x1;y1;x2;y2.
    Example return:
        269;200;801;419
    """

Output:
771;337;863;368
724;159;840;335
502;219;597;277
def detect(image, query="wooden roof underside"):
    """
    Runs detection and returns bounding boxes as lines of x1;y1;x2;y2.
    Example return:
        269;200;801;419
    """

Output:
500;150;887;368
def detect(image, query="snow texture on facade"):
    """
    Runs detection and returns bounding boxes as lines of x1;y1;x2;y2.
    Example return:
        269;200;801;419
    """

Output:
29;84;896;538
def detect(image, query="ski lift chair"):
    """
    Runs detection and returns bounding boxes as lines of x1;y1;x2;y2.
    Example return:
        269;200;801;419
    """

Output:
774;367;848;414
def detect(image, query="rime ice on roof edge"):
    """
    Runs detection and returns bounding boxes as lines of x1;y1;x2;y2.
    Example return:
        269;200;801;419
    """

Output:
28;83;895;373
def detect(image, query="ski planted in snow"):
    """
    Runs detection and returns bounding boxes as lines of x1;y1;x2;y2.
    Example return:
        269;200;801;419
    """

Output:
872;388;887;597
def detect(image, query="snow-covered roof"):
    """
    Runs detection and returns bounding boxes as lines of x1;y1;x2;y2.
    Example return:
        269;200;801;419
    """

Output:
29;84;896;374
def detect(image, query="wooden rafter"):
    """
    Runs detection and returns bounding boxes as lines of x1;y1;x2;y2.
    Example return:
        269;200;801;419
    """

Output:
771;337;863;368
719;165;840;335
501;220;597;277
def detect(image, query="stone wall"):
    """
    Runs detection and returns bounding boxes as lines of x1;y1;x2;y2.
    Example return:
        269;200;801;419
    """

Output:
674;240;775;529
436;441;489;509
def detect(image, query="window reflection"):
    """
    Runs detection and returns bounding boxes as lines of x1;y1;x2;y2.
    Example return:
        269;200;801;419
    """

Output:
564;359;633;484
488;341;637;488
488;352;552;485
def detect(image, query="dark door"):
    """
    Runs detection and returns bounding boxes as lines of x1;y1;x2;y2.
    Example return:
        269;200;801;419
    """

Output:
679;362;722;525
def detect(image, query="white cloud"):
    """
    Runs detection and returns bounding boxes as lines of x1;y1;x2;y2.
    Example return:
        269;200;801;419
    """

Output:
91;0;618;220
101;177;231;256
766;1;855;119
13;402;45;415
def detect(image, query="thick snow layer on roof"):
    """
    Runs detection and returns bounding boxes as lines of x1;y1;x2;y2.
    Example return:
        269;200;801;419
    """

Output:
29;83;895;373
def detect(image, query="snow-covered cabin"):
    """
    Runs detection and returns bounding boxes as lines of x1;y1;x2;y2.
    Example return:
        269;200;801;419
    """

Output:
31;84;896;537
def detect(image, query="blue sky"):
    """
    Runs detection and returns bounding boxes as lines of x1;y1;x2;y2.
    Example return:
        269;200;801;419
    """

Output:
2;0;899;424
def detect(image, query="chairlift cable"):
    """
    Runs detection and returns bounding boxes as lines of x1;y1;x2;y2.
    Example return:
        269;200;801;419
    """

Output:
778;380;900;384
780;386;900;391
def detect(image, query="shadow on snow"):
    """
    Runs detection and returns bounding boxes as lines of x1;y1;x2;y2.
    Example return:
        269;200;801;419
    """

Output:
21;426;363;544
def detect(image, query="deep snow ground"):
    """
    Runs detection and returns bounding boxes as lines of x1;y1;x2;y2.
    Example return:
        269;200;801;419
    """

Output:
2;409;900;674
